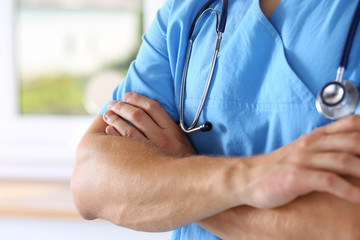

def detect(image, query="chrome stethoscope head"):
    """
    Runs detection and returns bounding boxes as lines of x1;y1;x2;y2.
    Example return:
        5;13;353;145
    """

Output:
316;67;359;120
316;0;360;120
179;0;228;134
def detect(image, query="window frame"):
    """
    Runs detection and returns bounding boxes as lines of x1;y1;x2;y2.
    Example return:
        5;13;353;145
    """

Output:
0;0;165;180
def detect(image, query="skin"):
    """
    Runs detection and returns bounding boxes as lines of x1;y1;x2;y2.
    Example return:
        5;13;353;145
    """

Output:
260;0;281;18
72;92;360;239
98;93;360;239
72;0;360;239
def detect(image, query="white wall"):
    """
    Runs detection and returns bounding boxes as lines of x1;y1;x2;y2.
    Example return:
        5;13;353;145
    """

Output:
0;1;172;240
0;0;166;180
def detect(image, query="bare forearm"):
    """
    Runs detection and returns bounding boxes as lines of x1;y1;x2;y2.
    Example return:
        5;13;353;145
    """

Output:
199;185;360;240
72;116;246;232
74;130;360;238
73;113;360;236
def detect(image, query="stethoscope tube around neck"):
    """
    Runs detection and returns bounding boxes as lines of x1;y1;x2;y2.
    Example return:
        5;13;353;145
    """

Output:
339;0;360;69
316;1;360;120
181;0;360;131
180;0;228;133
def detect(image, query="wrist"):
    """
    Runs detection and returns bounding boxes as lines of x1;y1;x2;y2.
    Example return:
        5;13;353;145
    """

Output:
224;156;258;208
228;154;270;207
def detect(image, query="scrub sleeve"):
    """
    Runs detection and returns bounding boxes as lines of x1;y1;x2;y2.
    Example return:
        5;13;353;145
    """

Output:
99;0;178;120
98;0;221;238
98;0;360;239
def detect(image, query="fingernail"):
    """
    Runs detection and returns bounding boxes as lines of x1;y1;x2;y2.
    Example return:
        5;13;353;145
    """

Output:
108;101;117;109
103;111;114;121
123;92;133;102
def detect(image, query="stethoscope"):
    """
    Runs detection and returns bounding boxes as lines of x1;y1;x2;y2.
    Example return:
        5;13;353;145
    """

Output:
180;0;360;134
316;1;360;119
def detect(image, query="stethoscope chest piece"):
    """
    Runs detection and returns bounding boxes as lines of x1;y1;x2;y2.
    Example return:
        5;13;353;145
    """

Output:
316;0;360;120
316;80;359;120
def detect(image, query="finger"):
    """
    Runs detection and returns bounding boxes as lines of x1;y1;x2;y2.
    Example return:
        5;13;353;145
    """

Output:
296;152;360;178
107;101;161;140
315;115;360;135
297;170;360;204
307;133;360;156
122;92;178;129
105;126;121;136
103;110;148;141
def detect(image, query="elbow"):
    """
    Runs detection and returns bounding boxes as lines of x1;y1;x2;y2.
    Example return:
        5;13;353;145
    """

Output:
71;139;126;225
71;142;98;221
71;172;135;230
71;164;96;220
71;170;96;221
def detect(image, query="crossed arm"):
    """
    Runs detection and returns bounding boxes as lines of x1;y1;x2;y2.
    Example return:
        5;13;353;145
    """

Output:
72;92;360;239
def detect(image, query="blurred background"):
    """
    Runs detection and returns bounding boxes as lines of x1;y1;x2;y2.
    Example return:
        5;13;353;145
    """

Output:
0;0;171;239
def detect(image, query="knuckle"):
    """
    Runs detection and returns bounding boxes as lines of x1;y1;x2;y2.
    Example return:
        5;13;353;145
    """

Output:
123;127;135;138
110;116;121;126
290;153;306;164
297;134;316;149
282;169;309;197
283;169;300;188
129;108;144;122
323;173;336;188
146;100;161;112
338;153;351;168
156;133;170;150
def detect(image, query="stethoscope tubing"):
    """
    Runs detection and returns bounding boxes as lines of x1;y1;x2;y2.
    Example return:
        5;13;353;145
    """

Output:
189;0;228;38
339;0;360;69
316;1;360;119
181;0;360;132
180;0;228;133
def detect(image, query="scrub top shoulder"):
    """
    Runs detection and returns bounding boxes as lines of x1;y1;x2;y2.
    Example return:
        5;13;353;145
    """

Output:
99;0;360;239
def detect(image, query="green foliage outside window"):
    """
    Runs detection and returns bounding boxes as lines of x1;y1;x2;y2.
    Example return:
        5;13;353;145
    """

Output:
18;0;143;115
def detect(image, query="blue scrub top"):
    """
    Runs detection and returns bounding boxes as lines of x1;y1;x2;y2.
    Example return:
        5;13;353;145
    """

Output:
100;0;360;239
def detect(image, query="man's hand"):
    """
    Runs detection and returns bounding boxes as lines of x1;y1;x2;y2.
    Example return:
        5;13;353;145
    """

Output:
103;92;360;210
239;116;360;209
103;92;195;158
74;92;360;238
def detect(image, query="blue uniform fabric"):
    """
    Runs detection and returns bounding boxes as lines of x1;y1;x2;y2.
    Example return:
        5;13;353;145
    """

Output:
100;0;360;239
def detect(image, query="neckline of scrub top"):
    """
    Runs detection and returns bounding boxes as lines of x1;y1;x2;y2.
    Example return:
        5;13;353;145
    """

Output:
251;0;316;101
266;0;360;94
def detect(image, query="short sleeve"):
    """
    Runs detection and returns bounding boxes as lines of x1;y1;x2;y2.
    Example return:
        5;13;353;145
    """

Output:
99;0;178;120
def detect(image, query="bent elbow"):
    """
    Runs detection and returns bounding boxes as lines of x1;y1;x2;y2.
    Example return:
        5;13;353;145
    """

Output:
71;166;97;220
72;196;96;221
71;142;98;220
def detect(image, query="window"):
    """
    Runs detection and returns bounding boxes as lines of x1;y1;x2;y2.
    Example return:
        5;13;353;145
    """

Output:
17;0;142;115
0;0;166;180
